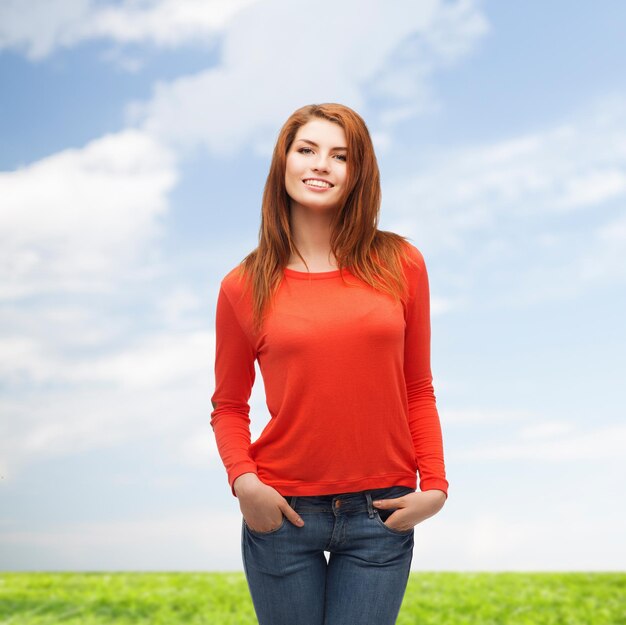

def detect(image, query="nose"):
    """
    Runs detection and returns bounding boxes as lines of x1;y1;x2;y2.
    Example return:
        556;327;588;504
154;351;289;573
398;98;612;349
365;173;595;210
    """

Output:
312;153;331;172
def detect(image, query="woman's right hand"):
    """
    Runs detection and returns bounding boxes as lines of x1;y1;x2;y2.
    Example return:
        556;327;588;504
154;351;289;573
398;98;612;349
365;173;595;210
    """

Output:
234;473;304;532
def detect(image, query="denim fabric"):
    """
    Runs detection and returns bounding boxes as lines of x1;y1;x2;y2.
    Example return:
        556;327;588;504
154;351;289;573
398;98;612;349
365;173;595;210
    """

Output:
241;484;415;625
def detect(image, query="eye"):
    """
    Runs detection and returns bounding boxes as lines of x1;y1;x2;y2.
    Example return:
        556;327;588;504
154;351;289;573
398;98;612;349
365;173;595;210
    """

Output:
297;147;346;161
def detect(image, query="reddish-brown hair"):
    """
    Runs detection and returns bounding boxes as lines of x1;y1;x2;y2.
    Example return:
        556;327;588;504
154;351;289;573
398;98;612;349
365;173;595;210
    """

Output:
235;102;419;333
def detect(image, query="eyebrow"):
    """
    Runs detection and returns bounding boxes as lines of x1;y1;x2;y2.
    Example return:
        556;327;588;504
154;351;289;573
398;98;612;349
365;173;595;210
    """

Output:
296;138;347;151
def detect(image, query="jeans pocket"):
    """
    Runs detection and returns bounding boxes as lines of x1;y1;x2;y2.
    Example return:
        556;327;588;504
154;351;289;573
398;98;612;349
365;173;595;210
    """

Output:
243;514;287;536
371;486;415;536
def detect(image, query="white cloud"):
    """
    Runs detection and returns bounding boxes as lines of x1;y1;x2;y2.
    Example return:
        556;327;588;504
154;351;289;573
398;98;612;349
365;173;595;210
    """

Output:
383;93;626;302
431;294;462;315
72;330;213;389
156;286;204;327
443;408;535;424
0;304;228;479
0;507;244;570
0;370;213;480
455;423;626;461
580;212;626;283
386;106;626;250
125;0;489;155
0;0;259;61
0;128;178;300
553;168;626;209
429;513;625;571
518;421;574;440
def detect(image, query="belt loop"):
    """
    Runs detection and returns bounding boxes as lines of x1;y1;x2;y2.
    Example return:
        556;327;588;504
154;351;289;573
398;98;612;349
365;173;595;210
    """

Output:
290;495;298;510
365;492;375;518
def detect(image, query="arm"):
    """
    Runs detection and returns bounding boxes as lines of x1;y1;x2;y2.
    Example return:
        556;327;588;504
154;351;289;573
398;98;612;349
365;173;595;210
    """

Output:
210;284;259;497
403;247;449;499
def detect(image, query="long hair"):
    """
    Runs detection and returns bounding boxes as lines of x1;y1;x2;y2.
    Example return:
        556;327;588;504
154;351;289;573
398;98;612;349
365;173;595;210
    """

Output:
235;102;420;333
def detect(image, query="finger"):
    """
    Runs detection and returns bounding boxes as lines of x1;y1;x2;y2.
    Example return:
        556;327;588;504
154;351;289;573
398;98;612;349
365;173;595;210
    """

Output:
282;505;305;526
373;498;404;508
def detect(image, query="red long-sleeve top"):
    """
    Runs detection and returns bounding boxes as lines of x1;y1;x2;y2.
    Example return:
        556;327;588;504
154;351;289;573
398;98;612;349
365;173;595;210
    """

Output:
210;242;449;499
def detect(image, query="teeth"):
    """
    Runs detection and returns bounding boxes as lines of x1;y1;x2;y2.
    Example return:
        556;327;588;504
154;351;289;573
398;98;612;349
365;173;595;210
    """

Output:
304;179;332;188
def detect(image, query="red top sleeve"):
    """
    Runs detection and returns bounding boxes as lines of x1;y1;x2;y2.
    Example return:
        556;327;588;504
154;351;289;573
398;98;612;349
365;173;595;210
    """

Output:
403;246;449;497
209;284;258;496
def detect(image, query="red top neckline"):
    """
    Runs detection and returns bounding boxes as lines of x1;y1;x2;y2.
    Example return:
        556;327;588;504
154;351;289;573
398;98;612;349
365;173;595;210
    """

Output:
283;267;352;280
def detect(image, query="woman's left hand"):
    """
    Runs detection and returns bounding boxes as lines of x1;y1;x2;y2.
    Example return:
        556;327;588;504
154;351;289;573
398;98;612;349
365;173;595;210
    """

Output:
372;489;447;532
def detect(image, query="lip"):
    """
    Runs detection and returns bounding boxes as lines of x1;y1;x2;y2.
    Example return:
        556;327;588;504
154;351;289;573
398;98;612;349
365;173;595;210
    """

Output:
302;178;334;192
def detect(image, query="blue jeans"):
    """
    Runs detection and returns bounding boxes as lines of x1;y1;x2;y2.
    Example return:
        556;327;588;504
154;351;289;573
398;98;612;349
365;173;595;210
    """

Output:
241;484;415;625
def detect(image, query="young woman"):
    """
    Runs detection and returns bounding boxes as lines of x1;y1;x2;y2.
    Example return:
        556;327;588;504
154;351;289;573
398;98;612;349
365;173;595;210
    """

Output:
210;103;449;625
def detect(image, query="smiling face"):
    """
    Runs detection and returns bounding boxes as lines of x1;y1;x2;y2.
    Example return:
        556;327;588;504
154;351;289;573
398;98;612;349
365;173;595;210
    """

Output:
284;118;348;214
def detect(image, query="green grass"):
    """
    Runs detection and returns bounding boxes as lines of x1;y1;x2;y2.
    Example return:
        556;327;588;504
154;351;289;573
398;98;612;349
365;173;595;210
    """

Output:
0;572;623;624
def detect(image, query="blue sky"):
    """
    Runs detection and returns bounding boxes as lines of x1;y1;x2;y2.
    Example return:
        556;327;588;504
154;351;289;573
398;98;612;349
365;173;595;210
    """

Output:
1;0;625;572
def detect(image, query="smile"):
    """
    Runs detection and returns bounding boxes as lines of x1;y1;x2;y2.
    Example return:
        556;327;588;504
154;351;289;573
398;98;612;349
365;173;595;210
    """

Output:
302;179;333;190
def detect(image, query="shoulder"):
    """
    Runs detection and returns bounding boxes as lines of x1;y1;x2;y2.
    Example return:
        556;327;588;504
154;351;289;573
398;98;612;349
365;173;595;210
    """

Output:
221;263;246;286
397;242;430;310
399;240;426;274
219;263;253;306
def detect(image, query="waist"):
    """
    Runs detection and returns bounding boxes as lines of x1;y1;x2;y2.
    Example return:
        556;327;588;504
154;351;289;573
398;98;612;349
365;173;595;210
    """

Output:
286;484;414;515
